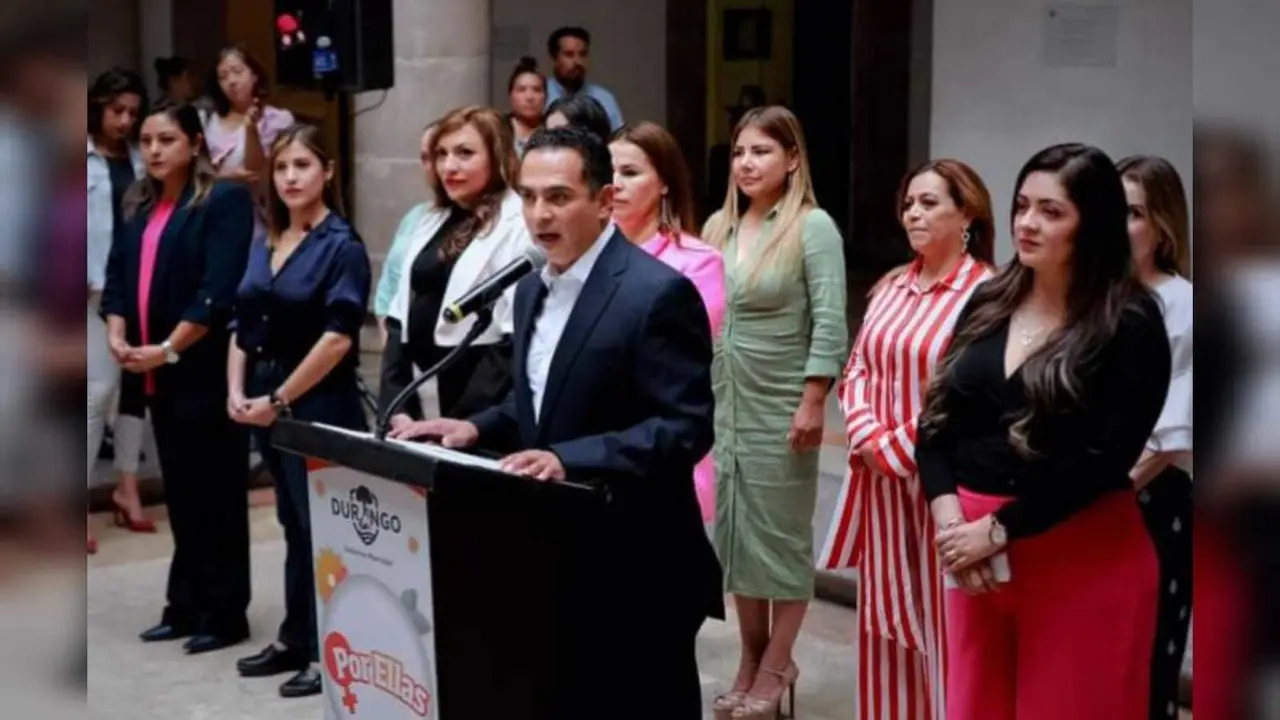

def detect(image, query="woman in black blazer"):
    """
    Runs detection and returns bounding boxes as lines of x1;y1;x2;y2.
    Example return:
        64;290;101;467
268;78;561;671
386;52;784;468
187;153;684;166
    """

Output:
101;99;255;653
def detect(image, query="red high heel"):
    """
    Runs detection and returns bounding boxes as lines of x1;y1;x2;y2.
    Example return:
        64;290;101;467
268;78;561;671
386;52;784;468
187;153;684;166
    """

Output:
87;535;98;555
112;501;157;533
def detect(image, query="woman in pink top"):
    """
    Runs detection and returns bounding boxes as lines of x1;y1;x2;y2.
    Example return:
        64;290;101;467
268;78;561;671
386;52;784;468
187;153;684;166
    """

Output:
101;99;256;653
610;121;726;522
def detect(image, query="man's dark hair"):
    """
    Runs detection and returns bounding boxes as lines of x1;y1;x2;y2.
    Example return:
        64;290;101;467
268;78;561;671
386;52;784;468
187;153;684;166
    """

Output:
547;26;591;57
154;55;191;92
544;94;612;143
523;126;612;194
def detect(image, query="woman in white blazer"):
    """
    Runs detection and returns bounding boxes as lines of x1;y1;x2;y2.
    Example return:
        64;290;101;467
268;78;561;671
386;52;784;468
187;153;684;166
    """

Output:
380;106;533;423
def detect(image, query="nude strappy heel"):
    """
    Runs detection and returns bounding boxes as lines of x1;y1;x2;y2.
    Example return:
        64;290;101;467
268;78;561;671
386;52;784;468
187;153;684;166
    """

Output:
731;662;799;719
713;660;760;719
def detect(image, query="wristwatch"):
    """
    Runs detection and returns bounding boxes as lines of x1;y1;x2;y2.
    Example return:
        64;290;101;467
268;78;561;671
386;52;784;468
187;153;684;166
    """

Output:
269;390;290;414
988;515;1008;547
160;339;180;364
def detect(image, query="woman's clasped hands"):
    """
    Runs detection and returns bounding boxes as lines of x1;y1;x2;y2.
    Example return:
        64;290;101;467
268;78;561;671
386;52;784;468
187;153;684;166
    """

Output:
936;515;1005;594
227;389;279;427
110;336;167;373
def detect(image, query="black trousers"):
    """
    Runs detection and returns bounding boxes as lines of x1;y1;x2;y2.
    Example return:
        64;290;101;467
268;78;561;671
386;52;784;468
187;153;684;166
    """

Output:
148;391;251;636
552;618;703;720
248;360;368;662
551;548;704;720
251;426;317;660
1138;466;1193;719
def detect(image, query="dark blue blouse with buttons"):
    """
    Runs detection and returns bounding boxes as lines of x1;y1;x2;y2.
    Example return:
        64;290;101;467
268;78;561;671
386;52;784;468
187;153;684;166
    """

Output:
234;212;371;407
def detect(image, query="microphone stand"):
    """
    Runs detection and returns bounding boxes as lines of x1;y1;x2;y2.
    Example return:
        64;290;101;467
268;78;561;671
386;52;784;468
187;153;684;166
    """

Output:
374;306;494;440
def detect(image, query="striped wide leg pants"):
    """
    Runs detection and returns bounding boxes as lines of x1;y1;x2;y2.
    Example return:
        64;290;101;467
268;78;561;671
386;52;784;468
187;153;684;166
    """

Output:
828;467;948;720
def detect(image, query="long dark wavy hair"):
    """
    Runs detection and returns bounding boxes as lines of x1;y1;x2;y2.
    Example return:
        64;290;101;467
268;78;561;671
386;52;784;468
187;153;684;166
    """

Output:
123;100;218;220
266;124;346;247
920;143;1152;457
88;67;148;142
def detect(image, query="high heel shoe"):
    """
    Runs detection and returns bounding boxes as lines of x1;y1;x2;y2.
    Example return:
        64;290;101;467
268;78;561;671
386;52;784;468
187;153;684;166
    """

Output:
112;500;157;533
713;661;759;719
732;662;799;719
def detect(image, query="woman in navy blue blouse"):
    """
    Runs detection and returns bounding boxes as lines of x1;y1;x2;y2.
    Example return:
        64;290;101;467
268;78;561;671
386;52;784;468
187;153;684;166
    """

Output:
226;124;371;699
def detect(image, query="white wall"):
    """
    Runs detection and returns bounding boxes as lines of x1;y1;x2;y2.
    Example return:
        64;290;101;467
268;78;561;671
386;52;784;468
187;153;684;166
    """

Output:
929;0;1191;262
488;0;666;126
1194;0;1280;175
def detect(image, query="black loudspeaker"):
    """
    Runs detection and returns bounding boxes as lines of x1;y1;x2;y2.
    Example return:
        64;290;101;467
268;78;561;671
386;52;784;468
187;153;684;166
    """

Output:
274;0;394;94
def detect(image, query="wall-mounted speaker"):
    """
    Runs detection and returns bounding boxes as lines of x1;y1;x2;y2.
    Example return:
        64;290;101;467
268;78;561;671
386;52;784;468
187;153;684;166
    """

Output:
274;0;394;94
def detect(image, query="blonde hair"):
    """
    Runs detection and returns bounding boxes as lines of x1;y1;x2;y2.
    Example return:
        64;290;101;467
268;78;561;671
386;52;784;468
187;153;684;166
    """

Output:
702;105;817;286
1116;155;1191;278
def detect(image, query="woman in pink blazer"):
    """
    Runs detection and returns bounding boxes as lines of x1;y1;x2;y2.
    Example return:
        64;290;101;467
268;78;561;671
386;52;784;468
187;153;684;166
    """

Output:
610;121;725;523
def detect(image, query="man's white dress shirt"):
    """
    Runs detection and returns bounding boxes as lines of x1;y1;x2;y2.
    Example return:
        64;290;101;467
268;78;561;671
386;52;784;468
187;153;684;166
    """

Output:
527;225;615;423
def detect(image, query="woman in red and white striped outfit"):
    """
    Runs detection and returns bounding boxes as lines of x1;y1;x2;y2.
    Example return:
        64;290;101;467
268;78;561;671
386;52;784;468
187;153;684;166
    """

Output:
820;160;995;720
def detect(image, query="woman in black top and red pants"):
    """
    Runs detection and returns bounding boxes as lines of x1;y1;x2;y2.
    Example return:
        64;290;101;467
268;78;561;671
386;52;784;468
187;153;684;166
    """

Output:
916;144;1171;720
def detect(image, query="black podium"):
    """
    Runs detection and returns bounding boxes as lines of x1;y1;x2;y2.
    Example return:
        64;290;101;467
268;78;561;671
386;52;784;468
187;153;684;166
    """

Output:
271;418;604;720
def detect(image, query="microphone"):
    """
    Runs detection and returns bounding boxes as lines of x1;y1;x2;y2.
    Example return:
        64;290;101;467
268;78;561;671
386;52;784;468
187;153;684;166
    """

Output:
443;246;547;324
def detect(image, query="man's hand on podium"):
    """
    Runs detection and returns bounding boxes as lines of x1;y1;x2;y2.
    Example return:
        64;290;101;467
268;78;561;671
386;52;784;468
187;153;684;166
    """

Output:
388;418;479;449
388;413;415;434
498;450;566;482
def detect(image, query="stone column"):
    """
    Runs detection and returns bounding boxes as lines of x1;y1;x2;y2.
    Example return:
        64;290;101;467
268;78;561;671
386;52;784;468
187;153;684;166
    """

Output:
353;0;491;276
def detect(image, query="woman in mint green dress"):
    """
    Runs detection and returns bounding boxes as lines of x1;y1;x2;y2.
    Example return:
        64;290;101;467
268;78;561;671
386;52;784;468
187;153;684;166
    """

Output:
703;105;848;719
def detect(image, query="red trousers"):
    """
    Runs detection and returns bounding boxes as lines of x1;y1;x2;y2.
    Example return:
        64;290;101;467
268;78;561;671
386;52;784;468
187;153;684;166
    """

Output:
1194;515;1249;720
945;488;1158;720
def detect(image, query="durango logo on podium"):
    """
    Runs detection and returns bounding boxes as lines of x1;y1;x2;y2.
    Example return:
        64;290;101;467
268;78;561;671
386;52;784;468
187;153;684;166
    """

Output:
324;631;432;717
312;467;439;719
332;484;402;546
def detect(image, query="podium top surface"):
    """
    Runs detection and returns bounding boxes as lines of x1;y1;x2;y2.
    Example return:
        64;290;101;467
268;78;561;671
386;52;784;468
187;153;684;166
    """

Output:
270;418;601;495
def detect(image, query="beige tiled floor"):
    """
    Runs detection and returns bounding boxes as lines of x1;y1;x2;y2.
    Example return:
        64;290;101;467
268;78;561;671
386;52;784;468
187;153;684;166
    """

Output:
87;500;1191;719
88;395;1191;720
83;394;869;718
88;499;863;719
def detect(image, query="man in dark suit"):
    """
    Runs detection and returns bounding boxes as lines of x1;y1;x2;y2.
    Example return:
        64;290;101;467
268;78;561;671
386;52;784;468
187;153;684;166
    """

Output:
392;127;723;718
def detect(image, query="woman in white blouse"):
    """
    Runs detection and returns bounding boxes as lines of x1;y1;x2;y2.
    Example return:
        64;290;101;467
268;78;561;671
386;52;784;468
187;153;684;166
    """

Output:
1118;155;1192;719
86;69;156;546
379;106;533;424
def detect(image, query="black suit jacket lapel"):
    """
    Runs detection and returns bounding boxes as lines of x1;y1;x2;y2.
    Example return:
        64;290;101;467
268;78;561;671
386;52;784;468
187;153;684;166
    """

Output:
118;211;149;326
513;276;544;443
535;232;627;442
